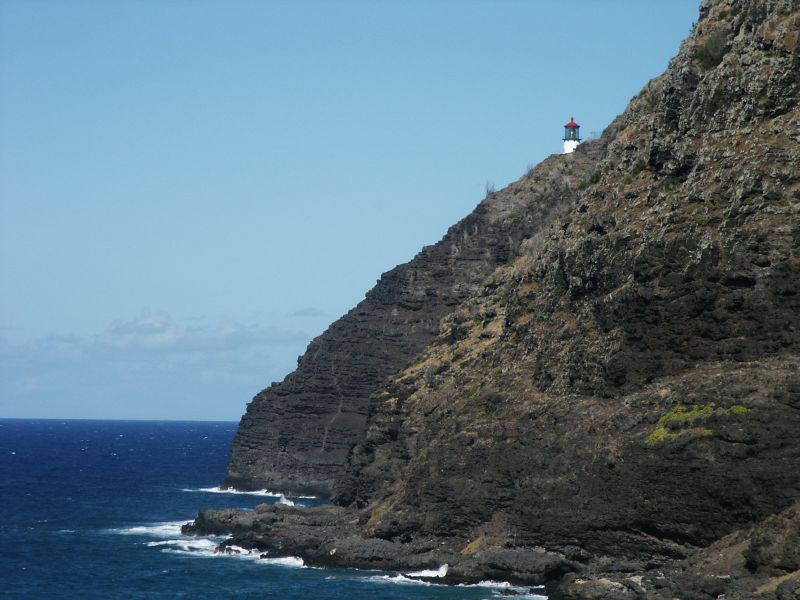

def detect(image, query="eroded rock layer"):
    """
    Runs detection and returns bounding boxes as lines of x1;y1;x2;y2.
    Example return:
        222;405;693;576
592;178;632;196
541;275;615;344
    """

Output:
227;144;604;495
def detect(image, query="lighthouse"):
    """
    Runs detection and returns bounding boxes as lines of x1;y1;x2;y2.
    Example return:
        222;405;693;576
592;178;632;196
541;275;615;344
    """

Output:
563;117;581;154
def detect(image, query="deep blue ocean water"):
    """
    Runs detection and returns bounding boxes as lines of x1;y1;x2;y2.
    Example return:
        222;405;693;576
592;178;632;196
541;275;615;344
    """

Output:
0;419;546;599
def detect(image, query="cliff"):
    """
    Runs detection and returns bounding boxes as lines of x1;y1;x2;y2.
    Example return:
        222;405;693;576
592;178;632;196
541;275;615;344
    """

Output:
195;0;800;597
226;138;605;495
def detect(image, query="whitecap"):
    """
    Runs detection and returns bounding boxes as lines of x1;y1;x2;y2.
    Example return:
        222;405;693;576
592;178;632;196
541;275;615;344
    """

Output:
259;555;306;568
180;485;280;497
406;564;448;578
368;574;434;586
276;494;295;506
461;580;513;588
458;579;548;598
147;538;219;553
180;486;318;499
108;521;188;537
149;538;308;569
220;546;306;568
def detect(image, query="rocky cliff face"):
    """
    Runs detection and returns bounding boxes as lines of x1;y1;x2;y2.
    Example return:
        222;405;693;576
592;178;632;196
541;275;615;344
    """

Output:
226;141;604;495
201;0;800;596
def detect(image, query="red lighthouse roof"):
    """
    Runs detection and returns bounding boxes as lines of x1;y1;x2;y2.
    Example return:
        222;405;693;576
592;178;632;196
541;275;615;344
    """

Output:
565;116;580;128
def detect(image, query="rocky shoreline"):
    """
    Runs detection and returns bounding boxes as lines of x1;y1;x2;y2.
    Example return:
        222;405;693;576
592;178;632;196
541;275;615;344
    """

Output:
182;503;575;590
182;499;800;598
182;496;800;600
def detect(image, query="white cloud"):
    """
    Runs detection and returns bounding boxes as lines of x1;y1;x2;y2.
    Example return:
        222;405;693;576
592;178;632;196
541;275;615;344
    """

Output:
95;310;307;353
0;310;312;419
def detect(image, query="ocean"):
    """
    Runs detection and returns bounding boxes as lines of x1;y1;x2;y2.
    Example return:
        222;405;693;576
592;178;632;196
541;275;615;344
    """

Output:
0;419;546;598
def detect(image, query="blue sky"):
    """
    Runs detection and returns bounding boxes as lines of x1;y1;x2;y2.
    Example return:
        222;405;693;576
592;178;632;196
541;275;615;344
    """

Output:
0;0;699;420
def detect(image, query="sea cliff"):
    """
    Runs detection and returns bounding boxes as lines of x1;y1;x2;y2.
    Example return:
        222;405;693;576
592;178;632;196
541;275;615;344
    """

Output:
191;1;800;597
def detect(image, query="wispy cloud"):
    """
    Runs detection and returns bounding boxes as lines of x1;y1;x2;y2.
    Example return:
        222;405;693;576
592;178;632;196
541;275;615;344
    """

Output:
0;310;312;420
288;306;326;318
96;310;307;353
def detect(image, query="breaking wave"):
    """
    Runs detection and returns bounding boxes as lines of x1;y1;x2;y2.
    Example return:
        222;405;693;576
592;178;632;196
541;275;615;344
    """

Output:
107;521;189;537
180;486;317;500
406;564;448;577
369;570;547;598
150;539;306;568
108;518;306;568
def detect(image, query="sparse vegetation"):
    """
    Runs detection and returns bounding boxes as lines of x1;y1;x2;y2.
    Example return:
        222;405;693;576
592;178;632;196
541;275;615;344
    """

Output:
645;81;662;110
368;502;389;524
683;202;702;215
646;404;752;445
461;536;485;555
423;367;436;388
694;31;727;70
485;181;496;196
694;214;710;226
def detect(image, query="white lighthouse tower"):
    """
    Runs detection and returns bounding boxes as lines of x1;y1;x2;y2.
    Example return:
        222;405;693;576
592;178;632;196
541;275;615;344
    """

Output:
563;117;581;154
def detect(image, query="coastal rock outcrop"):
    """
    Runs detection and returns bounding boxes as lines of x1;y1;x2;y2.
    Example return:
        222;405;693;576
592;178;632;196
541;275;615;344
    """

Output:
197;0;800;596
226;138;604;495
341;0;800;547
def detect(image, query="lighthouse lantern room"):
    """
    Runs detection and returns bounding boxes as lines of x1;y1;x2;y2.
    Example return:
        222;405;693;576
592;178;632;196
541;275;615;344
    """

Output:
563;117;581;154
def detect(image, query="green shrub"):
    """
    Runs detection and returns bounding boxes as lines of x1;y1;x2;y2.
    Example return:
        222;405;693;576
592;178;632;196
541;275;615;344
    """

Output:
646;404;713;444
645;404;751;445
694;31;727;70
694;214;710;226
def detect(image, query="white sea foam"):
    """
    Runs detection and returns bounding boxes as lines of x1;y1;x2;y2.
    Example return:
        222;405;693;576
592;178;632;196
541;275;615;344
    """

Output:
458;580;548;598
215;545;306;568
180;486;318;499
110;515;307;569
276;494;295;506
147;538;219;553
108;521;188;537
459;580;513;588
371;573;547;597
145;537;307;569
368;563;450;586
406;564;448;578
181;486;281;497
260;555;306;568
368;574;434;586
